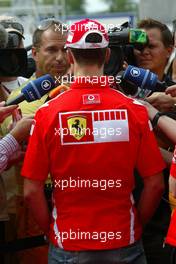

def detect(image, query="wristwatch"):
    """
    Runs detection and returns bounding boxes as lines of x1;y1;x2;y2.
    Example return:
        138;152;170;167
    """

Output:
151;112;165;128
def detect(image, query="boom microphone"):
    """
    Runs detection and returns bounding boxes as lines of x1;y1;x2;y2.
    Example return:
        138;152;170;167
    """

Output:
5;74;56;106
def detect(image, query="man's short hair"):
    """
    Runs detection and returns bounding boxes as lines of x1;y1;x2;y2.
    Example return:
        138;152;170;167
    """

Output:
70;48;107;67
32;19;67;47
137;18;173;47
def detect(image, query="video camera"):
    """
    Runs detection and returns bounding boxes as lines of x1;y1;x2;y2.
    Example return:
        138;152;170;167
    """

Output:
104;22;149;77
0;24;27;77
103;22;170;98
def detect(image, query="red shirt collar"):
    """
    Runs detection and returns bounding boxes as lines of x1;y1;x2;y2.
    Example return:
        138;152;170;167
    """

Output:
70;76;112;89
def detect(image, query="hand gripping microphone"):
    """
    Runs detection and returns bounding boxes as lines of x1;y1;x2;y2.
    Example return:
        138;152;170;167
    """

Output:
121;65;167;98
5;74;56;106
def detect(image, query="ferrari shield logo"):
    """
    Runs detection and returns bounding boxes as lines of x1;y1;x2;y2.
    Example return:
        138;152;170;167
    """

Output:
67;115;87;140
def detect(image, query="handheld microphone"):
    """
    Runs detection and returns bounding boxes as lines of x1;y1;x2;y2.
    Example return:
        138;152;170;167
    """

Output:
121;65;167;98
48;84;69;99
0;25;8;48
5;74;56;106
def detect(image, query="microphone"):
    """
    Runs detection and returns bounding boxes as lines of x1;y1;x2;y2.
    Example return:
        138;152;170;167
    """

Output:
0;25;8;48
48;84;69;99
120;65;167;98
5;74;56;106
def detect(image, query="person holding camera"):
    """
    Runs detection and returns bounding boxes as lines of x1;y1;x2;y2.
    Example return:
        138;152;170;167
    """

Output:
134;18;175;112
0;16;28;98
21;18;165;264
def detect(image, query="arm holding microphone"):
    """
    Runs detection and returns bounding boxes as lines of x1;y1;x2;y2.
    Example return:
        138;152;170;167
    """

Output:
146;92;176;112
5;74;56;106
142;100;176;144
0;117;33;173
0;74;56;172
121;65;176;112
0;102;33;173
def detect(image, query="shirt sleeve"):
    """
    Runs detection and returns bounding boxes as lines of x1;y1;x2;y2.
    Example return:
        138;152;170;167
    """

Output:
21;109;49;181
135;110;166;178
0;134;20;173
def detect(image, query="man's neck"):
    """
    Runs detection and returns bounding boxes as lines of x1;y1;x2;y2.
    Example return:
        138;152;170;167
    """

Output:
74;65;103;77
35;70;43;78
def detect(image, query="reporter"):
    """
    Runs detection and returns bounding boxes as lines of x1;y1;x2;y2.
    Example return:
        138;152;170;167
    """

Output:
134;18;175;113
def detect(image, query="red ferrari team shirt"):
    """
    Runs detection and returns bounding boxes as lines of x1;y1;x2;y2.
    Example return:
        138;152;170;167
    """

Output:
22;77;165;250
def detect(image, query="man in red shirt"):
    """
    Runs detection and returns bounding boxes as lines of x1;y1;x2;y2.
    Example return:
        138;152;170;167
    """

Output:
22;19;165;264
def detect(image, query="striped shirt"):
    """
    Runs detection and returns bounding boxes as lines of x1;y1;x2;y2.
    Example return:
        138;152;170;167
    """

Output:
0;134;20;173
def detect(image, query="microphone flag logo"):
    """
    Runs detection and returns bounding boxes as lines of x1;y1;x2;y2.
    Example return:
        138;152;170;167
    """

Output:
130;67;140;77
41;80;52;90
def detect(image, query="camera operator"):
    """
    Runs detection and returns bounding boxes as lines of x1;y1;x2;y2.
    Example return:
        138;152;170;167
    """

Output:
6;17;69;117
0;18;30;264
134;18;175;112
0;16;28;99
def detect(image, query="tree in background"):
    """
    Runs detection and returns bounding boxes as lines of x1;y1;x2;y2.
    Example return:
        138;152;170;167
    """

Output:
104;0;137;12
43;0;86;14
66;0;86;15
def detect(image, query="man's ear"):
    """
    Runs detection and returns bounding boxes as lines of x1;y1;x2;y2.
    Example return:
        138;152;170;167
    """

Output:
166;45;174;58
67;49;74;64
105;48;111;64
32;46;38;62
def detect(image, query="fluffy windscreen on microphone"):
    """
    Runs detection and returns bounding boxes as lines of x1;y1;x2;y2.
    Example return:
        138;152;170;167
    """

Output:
0;25;8;48
49;85;70;99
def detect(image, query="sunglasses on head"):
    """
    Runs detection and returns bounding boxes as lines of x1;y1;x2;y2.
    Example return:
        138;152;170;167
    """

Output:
37;18;65;31
0;21;24;34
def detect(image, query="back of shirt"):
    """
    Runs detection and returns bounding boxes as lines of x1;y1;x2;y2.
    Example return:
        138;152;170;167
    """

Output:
22;80;165;250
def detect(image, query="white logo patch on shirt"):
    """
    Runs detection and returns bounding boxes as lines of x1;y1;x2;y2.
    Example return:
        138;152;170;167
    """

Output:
59;109;129;145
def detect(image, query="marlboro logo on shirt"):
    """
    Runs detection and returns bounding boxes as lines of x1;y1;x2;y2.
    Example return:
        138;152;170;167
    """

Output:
59;109;129;145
